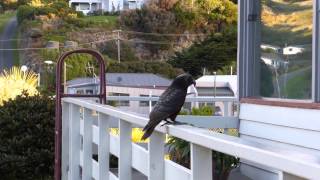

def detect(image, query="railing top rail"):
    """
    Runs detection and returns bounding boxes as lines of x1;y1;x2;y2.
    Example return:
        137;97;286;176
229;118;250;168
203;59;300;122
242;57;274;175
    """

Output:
105;96;238;102
62;97;320;179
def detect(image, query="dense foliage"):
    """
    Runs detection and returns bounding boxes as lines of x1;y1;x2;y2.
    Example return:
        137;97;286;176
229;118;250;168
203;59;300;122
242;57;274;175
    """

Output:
0;93;55;180
260;61;275;97
169;29;237;77
17;1;78;24
107;61;182;79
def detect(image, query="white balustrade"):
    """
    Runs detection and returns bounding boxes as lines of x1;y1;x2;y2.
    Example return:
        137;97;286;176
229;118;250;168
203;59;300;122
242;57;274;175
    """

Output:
61;97;320;180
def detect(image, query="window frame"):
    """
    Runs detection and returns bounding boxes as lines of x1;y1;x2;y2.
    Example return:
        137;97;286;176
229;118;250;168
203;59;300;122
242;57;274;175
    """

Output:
238;0;320;103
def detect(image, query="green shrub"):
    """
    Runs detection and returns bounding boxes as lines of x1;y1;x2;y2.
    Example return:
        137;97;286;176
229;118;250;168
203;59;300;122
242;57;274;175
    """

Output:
0;93;55;180
36;6;57;16
64;17;90;28
17;5;36;24
107;61;181;79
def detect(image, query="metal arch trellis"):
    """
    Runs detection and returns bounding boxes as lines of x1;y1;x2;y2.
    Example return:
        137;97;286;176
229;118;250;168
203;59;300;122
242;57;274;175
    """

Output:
54;49;107;180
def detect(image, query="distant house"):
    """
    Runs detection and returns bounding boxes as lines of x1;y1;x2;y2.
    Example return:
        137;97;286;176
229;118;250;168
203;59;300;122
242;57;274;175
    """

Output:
261;44;282;53
283;45;305;55
195;75;237;116
69;0;144;15
67;73;172;114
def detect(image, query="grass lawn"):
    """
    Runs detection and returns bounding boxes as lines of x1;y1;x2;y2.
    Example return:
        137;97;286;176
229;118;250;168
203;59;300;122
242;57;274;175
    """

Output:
82;15;118;29
0;12;15;34
282;70;311;99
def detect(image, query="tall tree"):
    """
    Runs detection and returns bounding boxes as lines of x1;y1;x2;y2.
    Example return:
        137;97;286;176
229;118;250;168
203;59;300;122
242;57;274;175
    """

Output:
168;29;237;77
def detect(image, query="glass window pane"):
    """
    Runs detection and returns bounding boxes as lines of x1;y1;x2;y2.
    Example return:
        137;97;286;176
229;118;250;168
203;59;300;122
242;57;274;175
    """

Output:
260;0;313;99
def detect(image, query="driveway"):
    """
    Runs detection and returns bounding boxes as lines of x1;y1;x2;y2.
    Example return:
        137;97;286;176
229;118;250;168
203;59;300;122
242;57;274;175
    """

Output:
0;16;18;72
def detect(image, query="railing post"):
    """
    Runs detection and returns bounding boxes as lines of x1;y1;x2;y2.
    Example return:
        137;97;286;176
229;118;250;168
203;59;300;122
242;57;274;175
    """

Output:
99;113;110;180
279;172;305;180
119;120;132;180
61;102;69;180
223;102;230;134
69;104;81;180
148;132;165;180
191;143;212;180
83;108;94;180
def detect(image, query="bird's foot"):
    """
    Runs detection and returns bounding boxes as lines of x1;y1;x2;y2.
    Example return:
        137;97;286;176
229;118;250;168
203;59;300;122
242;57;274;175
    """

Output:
160;121;173;127
172;121;190;126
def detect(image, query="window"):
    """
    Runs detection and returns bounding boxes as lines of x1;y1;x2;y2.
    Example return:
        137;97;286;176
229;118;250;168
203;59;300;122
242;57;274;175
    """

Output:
259;0;313;99
76;89;84;94
139;95;158;107
110;93;130;107
86;89;94;94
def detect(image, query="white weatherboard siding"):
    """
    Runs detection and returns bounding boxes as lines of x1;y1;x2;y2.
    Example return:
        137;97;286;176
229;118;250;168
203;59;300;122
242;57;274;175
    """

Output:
239;103;320;180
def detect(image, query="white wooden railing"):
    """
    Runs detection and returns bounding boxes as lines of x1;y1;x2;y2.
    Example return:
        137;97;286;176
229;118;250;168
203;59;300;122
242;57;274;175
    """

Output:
61;97;320;180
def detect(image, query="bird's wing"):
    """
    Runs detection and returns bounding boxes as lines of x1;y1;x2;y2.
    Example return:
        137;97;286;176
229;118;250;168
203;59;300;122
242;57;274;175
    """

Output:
150;87;187;121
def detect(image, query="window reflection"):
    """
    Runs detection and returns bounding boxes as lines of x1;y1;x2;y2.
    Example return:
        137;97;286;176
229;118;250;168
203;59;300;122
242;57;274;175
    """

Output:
260;0;312;99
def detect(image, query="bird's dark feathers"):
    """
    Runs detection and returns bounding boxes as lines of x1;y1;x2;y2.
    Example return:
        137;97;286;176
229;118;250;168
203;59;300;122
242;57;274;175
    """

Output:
141;74;195;140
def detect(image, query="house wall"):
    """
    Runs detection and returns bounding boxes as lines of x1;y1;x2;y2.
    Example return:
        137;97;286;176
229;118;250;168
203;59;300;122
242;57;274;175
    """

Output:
106;86;165;114
239;103;320;180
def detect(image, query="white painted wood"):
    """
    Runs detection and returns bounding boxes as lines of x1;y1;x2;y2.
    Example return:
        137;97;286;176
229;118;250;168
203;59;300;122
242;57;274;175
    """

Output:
132;143;148;175
110;134;119;157
223;102;230;134
106;96;237;103
241;135;320;157
119;120;132;180
279;172;306;180
240;104;320;132
191;143;212;180
62;98;320;179
82;108;94;180
239;120;320;150
164;160;191;180
239;163;279;180
61;102;70;180
99;113;110;180
176;116;239;128
69;104;81;180
148;131;165;180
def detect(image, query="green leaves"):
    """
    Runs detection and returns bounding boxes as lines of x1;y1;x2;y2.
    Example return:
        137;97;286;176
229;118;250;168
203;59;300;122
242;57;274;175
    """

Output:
0;93;55;180
169;29;237;77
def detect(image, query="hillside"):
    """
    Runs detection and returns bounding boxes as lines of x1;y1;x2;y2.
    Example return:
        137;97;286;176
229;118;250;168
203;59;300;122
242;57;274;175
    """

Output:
261;0;313;46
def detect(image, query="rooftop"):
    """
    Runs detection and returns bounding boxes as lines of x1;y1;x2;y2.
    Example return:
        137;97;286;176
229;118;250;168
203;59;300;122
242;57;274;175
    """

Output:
67;73;172;88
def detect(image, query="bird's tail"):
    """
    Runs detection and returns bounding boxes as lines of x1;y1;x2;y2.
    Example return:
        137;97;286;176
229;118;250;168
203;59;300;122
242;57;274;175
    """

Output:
141;123;157;140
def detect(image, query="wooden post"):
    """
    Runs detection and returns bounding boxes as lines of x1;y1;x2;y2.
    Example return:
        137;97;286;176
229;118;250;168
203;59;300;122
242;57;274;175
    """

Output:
148;132;165;180
119;120;132;180
69;104;81;180
191;143;212;180
99;113;110;180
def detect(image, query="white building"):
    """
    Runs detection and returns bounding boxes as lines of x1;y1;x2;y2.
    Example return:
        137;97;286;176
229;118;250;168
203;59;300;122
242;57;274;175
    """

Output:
283;45;305;55
195;75;237;115
69;0;145;15
67;73;171;114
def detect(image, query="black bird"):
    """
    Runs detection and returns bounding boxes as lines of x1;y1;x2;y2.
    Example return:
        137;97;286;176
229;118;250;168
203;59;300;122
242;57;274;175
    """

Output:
141;73;196;140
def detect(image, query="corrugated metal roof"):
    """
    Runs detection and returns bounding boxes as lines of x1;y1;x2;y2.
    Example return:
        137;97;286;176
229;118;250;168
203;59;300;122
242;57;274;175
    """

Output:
67;73;172;88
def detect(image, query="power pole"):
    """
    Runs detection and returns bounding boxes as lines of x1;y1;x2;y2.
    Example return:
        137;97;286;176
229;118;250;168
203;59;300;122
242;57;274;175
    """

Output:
113;29;122;63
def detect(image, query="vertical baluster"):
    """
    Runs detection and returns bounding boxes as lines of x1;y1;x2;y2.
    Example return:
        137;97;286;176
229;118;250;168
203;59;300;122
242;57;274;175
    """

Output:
280;172;305;180
69;104;81;180
223;102;230;135
191;143;212;180
119;120;132;180
148;131;165;180
61;102;69;180
83;108;94;180
99;113;110;180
